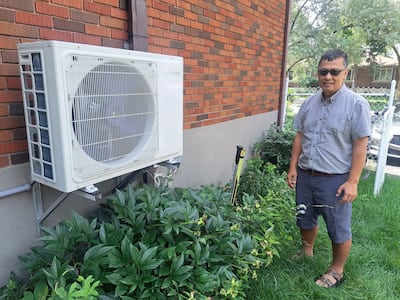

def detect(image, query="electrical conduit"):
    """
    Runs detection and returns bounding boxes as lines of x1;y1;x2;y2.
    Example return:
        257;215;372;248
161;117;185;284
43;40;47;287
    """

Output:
0;183;31;199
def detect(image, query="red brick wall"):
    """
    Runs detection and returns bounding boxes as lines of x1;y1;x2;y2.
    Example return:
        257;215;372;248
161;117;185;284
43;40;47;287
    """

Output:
0;0;129;168
0;0;288;168
147;1;287;129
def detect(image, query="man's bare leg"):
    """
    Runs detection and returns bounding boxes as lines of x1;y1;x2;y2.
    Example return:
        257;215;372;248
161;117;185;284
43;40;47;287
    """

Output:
299;227;318;257
331;239;351;274
316;239;351;287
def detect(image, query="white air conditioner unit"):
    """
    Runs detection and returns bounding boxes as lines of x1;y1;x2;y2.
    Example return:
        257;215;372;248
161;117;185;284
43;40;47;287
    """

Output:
17;40;183;193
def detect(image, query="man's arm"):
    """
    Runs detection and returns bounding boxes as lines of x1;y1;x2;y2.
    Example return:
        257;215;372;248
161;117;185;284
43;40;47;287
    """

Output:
336;136;369;203
287;132;303;189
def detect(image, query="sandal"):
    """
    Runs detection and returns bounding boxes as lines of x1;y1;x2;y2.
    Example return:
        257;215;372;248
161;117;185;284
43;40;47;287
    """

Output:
315;269;344;288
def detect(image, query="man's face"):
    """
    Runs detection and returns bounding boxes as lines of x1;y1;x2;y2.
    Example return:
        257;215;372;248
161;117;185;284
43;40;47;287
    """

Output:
318;57;348;98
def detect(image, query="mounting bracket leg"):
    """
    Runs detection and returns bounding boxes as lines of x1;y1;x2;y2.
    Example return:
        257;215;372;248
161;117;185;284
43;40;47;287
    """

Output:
32;182;69;235
31;182;102;235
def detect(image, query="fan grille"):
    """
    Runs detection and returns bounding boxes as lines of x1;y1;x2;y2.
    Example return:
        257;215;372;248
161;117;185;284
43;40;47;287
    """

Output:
68;58;156;164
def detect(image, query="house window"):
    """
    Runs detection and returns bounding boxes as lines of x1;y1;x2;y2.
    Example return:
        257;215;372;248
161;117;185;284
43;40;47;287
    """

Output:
373;68;393;82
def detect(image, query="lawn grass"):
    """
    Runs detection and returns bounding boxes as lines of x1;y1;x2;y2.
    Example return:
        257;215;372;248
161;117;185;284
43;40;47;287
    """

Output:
246;172;400;300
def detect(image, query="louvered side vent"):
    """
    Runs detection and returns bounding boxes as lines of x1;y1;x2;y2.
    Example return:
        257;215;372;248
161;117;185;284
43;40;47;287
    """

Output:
20;52;55;181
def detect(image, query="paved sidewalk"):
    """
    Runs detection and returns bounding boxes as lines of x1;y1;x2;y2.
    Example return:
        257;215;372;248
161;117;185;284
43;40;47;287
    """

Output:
365;159;400;178
385;165;400;177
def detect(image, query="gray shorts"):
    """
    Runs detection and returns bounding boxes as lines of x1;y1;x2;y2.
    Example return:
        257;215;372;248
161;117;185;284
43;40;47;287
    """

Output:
295;168;352;244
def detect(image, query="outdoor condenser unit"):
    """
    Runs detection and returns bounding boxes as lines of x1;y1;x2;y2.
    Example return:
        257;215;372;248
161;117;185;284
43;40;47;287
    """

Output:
17;40;183;193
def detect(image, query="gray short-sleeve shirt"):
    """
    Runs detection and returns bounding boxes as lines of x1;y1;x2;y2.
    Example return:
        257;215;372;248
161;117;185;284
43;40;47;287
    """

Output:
294;84;371;174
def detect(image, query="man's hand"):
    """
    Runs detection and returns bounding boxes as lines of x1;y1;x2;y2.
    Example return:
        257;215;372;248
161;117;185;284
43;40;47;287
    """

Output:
337;136;368;204
287;169;297;190
336;181;358;204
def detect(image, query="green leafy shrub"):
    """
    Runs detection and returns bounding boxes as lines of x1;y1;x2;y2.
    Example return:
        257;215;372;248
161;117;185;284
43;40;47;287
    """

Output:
238;158;296;252
1;182;296;300
0;271;100;300
20;274;100;300
254;124;296;174
299;76;319;87
0;272;27;300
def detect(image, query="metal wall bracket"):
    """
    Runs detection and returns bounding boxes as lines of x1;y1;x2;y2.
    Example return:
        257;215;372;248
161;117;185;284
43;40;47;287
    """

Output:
32;182;101;235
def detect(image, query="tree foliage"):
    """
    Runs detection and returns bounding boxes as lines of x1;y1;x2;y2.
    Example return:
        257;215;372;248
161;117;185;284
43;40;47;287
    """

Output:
343;0;400;80
288;0;362;74
288;0;400;80
344;0;400;57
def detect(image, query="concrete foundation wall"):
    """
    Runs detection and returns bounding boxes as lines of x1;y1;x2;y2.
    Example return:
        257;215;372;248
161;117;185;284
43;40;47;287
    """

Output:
0;111;277;285
0;164;37;284
173;111;277;188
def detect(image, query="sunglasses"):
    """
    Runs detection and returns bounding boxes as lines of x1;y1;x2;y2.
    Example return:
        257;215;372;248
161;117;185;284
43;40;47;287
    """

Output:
318;69;345;76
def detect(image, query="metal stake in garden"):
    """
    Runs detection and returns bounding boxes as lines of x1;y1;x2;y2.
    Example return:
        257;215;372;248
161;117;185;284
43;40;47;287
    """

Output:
230;145;246;205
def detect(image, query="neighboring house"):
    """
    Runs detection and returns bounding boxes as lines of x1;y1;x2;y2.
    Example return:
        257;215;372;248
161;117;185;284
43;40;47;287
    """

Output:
349;56;399;88
0;0;290;283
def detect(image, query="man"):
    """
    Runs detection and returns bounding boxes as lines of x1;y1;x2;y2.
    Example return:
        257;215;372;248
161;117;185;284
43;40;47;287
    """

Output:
286;49;371;288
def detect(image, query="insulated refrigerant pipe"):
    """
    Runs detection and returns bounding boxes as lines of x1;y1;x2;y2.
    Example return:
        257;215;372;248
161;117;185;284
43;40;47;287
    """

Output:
0;183;32;199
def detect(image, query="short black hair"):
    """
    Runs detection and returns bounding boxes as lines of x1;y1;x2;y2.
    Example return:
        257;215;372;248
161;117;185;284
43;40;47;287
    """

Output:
319;49;348;68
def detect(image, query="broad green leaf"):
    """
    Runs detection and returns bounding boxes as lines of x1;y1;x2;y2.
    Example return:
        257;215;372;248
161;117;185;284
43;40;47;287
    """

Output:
120;236;132;262
129;244;141;266
161;278;172;289
106;273;122;285
159;264;170;276
175;265;193;277
107;248;125;268
83;244;114;263
119;275;136;285
116;189;126;206
114;284;128;297
21;292;34;300
99;223;107;243
33;280;48;300
141;246;158;262
171;253;184;272
142;259;164;270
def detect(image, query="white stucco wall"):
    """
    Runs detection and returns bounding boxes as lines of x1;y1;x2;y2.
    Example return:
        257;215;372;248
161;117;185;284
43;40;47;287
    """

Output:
0;164;37;284
173;111;278;187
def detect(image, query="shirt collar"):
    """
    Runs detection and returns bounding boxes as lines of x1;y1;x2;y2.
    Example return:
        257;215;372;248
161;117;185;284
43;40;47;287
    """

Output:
320;84;347;104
